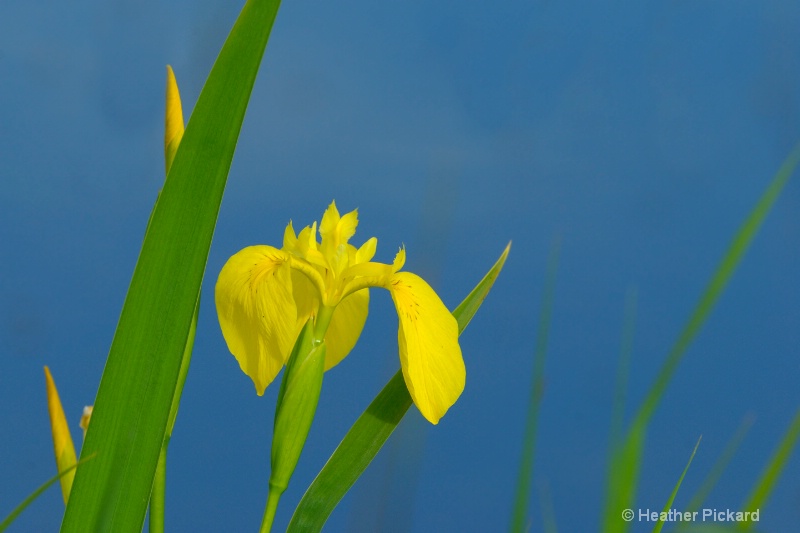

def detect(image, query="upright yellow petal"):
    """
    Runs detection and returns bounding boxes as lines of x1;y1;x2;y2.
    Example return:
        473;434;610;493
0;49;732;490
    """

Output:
323;288;369;370
356;237;377;263
320;202;359;266
215;246;297;394
44;366;78;504
388;273;464;424
283;221;299;251
164;65;185;174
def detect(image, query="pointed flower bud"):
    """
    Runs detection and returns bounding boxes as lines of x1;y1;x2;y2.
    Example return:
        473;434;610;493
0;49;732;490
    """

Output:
44;366;78;504
270;319;326;493
164;65;185;174
261;319;327;529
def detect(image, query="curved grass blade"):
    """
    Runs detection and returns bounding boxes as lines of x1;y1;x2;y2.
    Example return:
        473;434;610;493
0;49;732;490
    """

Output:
653;436;701;533
603;145;800;533
60;1;283;531
511;239;559;533
0;456;94;533
685;413;755;514
287;243;511;532
738;408;800;531
539;479;558;533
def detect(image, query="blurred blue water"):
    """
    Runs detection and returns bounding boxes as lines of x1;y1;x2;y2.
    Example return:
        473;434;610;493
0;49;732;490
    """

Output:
2;1;799;531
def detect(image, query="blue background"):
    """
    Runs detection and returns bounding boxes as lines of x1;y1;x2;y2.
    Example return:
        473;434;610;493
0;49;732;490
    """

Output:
2;1;800;531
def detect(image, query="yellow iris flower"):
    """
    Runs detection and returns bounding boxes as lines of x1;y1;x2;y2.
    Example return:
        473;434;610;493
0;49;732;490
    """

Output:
215;201;464;424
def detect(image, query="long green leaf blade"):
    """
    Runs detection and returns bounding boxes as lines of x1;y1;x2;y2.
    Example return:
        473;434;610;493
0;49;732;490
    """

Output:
60;1;282;531
602;145;800;533
287;243;511;532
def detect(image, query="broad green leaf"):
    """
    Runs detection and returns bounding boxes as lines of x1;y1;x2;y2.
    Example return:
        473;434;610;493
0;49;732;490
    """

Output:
653;436;701;533
287;243;511;532
511;239;558;533
738;408;800;531
602;145;800;533
61;1;283;531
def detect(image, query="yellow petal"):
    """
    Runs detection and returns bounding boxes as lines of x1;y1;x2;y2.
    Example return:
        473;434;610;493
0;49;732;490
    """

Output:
164;65;185;174
356;237;377;263
388;273;464;424
296;222;327;268
320;201;359;262
319;201;341;240
215;246;297;394
392;247;406;272
44;366;78;504
290;268;321;333
323;288;369;370
283;221;298;251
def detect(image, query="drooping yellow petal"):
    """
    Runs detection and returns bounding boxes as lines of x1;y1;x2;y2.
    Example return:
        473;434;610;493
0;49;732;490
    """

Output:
388;272;464;424
164;65;185;174
44;366;78;504
215;246;297;394
323;288;369;370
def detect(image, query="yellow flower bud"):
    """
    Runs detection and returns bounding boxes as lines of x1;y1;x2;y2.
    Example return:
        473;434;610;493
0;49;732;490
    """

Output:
44;366;78;504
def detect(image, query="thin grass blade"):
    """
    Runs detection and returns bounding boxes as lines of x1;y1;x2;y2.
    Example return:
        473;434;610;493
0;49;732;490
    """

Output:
0;456;94;533
539;479;558;533
737;408;800;531
609;286;637;451
287;243;511;532
60;1;282;531
511;239;559;532
686;413;755;513
602;145;800;533
653;436;701;533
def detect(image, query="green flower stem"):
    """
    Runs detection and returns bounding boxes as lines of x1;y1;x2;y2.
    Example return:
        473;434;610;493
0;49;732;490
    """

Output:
260;485;282;533
313;305;335;343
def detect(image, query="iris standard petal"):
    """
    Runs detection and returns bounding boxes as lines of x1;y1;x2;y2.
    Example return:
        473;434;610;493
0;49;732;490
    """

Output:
323;288;369;370
215;245;297;394
388;272;464;424
356;237;377;263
